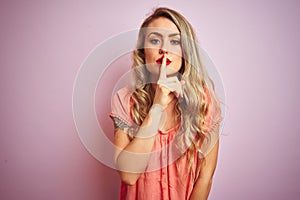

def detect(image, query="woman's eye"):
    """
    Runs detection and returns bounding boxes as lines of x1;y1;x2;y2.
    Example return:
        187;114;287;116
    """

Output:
170;40;181;45
150;39;160;44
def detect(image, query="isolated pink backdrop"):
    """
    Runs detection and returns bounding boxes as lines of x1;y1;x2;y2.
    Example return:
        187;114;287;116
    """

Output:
1;0;300;199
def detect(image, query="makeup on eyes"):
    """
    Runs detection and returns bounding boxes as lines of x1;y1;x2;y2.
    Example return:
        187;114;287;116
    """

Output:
147;35;181;46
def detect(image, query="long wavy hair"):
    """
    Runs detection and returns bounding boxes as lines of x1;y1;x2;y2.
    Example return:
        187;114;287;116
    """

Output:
130;7;222;168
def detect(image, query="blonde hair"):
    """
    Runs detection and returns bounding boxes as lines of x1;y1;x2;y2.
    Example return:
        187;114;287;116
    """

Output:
131;7;222;167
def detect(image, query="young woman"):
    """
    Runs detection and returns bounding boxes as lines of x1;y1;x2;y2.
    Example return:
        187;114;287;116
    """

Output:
110;7;223;200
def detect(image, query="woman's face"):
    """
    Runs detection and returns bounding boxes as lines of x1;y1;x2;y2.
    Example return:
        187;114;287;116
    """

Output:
143;17;182;80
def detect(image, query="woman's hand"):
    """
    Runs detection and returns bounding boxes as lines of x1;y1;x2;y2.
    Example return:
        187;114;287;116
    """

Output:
153;55;185;108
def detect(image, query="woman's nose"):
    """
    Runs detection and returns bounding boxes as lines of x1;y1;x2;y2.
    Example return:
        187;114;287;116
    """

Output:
159;40;169;54
159;48;168;54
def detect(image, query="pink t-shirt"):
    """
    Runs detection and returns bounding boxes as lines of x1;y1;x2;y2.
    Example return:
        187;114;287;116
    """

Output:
110;86;221;200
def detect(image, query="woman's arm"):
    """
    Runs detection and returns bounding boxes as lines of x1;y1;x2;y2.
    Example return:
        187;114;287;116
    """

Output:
114;104;164;185
189;126;220;200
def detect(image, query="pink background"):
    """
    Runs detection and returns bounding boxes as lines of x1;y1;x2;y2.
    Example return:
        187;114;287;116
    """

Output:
1;0;300;199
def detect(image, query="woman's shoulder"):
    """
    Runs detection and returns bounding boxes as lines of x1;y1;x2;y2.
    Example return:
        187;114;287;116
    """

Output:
114;85;134;98
112;86;135;106
110;86;135;126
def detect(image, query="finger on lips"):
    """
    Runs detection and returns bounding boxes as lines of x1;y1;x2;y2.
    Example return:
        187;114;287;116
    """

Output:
159;54;167;80
157;54;184;98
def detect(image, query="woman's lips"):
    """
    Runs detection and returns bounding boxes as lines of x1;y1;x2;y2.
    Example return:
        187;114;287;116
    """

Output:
156;56;172;66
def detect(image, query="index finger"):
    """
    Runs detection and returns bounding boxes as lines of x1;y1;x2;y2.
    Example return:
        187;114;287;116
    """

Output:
159;55;167;80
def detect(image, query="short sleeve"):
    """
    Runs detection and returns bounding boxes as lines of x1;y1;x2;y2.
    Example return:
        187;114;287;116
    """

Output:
198;89;223;158
205;90;223;134
109;86;135;131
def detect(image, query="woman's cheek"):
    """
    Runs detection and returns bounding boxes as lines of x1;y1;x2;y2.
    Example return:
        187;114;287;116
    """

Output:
171;57;182;72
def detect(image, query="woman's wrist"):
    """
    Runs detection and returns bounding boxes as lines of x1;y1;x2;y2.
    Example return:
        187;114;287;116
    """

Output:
135;104;165;139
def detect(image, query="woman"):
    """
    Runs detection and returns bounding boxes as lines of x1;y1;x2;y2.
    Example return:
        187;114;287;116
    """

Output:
110;7;223;200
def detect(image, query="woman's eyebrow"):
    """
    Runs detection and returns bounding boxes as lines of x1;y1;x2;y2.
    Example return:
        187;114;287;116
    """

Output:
147;32;163;37
147;32;180;38
168;33;180;37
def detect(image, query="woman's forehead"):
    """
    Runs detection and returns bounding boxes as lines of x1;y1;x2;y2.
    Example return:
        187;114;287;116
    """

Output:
145;17;180;35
